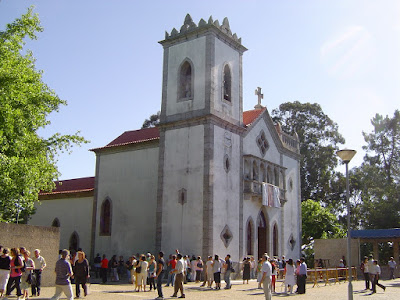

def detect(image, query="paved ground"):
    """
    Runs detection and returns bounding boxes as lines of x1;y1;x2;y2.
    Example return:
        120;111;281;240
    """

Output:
6;277;400;299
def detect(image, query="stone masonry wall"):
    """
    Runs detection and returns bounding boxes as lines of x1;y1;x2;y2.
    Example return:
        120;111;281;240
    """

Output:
0;222;60;287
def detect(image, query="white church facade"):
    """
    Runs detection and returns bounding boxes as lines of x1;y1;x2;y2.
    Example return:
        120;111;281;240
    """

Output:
30;15;302;263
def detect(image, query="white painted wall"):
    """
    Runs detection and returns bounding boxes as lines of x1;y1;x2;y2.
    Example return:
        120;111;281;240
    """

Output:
166;37;206;116
212;38;241;121
30;196;93;254
95;146;159;258
212;126;241;261
161;125;205;256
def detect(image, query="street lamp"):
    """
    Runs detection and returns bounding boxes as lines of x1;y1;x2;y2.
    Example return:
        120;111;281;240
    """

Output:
337;149;356;300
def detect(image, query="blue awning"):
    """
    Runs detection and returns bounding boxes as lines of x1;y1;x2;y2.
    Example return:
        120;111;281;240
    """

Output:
351;228;400;239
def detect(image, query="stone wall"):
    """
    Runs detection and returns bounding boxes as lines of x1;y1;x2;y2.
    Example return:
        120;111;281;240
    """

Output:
0;222;60;287
314;238;359;269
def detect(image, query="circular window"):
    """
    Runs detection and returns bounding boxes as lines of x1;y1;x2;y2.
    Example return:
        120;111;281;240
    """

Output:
224;155;230;173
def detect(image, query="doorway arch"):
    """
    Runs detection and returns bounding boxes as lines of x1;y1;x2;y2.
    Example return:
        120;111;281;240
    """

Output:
257;210;268;259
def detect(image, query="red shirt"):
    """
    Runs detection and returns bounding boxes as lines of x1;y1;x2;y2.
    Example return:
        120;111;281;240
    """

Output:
101;258;109;269
170;259;177;269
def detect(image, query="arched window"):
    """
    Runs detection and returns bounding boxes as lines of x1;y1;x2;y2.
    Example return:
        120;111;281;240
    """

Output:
273;224;278;256
247;220;253;255
52;218;60;227
223;64;232;101
69;231;79;251
179;60;193;99
100;198;112;236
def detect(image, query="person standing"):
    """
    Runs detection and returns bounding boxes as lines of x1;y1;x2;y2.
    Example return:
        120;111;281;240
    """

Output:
171;253;185;298
212;255;222;290
297;257;307;294
50;249;74;300
31;248;46;297
21;250;35;300
260;254;272;300
223;254;232;289
284;259;296;294
155;251;165;300
136;255;149;292
205;256;214;288
73;251;90;298
370;259;386;293
0;247;11;298
93;253;101;279
242;257;251;284
250;256;256;279
100;254;108;284
388;257;396;280
195;256;203;283
360;256;370;289
5;248;24;300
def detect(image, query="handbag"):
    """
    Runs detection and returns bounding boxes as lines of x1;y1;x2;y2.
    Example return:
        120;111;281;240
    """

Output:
26;273;32;284
135;266;142;273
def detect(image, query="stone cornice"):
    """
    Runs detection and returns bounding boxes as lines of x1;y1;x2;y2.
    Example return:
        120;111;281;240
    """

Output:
159;14;247;54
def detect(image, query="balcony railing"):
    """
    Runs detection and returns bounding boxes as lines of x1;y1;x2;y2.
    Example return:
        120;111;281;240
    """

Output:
244;179;286;204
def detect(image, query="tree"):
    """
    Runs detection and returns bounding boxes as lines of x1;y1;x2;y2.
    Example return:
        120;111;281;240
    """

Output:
352;110;400;229
0;7;87;223
301;199;345;245
272;101;345;204
141;111;160;129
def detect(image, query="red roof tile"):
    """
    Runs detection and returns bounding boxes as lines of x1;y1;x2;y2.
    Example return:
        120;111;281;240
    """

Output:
40;177;95;195
243;108;266;126
94;109;266;151
92;127;160;151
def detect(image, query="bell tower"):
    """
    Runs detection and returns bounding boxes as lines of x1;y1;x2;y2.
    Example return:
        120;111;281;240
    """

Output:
156;14;247;260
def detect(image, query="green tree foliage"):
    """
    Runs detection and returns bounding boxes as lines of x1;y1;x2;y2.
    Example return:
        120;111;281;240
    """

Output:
272;101;345;204
301;199;345;245
0;7;87;223
141;111;160;129
353;110;400;229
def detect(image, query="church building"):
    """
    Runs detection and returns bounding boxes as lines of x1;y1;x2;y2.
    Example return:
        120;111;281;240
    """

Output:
30;15;302;263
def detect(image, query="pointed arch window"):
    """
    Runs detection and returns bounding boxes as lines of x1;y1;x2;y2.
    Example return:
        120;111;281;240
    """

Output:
179;60;194;100
52;218;60;227
69;231;79;251
247;220;254;255
100;198;112;236
273;224;278;256
223;64;232;102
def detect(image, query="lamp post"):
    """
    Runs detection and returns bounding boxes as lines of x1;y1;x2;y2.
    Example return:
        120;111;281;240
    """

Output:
336;149;356;300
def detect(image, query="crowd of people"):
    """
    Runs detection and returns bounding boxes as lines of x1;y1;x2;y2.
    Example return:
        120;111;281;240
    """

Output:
0;246;46;300
0;243;312;300
11;243;399;300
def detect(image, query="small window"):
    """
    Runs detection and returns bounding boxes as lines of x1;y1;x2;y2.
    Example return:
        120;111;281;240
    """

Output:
273;224;278;256
100;198;112;236
257;131;269;156
247;221;253;255
223;64;232;102
179;60;193;100
69;231;79;252
224;155;230;173
52;218;60;227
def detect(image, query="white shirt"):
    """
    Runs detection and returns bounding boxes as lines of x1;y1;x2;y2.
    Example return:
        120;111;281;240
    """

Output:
175;259;184;274
262;260;272;277
33;255;46;270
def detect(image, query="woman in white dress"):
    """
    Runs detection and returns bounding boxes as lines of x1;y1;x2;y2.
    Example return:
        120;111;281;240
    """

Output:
284;259;296;294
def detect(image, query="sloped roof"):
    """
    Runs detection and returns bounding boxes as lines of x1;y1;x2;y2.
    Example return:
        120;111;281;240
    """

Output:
91;127;160;151
351;229;400;239
243;108;266;127
93;109;265;151
39;177;95;196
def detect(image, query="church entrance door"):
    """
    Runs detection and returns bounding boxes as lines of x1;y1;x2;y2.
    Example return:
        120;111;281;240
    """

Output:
257;211;267;259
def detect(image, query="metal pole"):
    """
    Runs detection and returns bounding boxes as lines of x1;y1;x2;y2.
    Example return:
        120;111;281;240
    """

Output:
346;161;353;300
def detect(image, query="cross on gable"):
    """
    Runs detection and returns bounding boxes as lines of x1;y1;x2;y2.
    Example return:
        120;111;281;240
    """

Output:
254;87;264;109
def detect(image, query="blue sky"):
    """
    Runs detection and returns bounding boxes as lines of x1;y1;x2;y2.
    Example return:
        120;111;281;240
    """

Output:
1;0;399;180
